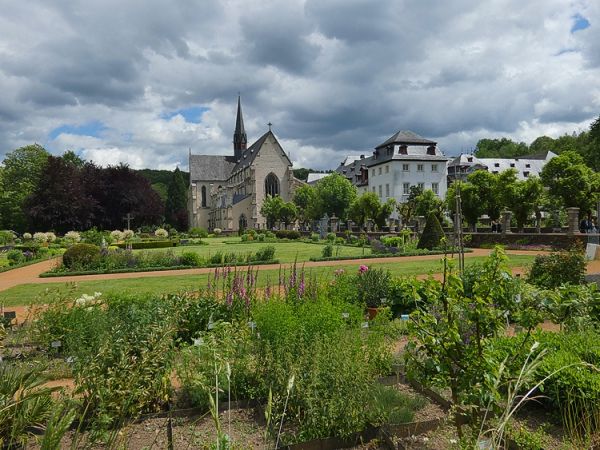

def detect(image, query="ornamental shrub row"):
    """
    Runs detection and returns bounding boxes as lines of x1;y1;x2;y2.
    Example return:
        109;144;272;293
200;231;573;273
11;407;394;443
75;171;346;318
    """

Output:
115;240;178;249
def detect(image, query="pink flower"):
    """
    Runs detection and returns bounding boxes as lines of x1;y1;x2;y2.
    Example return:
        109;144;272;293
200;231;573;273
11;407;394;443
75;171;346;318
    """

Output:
359;265;369;274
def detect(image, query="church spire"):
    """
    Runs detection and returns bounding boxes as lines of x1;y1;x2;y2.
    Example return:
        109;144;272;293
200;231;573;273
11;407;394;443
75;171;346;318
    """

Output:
233;95;247;160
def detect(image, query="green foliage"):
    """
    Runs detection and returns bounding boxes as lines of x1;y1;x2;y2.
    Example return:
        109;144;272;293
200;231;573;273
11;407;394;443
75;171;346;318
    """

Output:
0;364;57;448
274;230;300;240
528;249;586;289
7;249;25;265
447;181;484;230
349;192;381;226
414;189;444;222
509;176;544;230
310;232;320;241
62;243;100;269
313;172;357;221
366;384;425;426
474;137;529;158
165;167;189;231
179;251;203;266
80;228;111;246
0;230;15;245
357;267;391;308
189;227;209;238
397;185;422;225
261;195;298;227
253;245;276;262
115;240;176;249
322;244;333;258
417;212;445;250
293;184;318;223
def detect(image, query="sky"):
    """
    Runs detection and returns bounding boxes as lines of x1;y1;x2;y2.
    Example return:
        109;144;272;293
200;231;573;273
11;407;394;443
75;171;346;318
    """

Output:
0;0;598;171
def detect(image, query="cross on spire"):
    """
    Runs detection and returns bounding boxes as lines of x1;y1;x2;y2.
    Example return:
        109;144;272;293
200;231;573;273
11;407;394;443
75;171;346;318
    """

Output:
268;122;272;131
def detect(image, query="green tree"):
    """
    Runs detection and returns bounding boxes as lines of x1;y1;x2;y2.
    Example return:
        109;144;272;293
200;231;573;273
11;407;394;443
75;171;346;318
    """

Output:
313;173;357;221
0;144;50;231
474;138;529;158
62;150;86;167
467;171;501;221
375;198;397;228
293;184;318;224
349;192;381;227
278;201;298;227
165;167;188;231
260;195;285;228
540;151;598;212
585;115;600;171
397;185;423;226
414;189;444;223
508;177;544;232
447;182;484;231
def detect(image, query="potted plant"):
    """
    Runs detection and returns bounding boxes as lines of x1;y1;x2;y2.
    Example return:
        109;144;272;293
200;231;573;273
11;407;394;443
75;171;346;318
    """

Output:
357;265;391;319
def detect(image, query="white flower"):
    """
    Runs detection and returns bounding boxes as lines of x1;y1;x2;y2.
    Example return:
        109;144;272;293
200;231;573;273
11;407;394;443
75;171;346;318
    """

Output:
154;228;169;238
213;228;222;235
64;231;81;244
45;232;57;243
75;292;102;306
110;230;124;241
122;229;135;240
33;232;47;243
23;232;32;240
450;438;458;444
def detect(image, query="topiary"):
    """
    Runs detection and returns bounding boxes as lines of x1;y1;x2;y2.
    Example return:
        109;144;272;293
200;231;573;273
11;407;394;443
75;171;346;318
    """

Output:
62;243;101;269
417;212;445;250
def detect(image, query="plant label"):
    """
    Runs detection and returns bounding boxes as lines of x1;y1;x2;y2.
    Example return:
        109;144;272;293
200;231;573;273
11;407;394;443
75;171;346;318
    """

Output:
51;340;62;348
401;314;410;321
247;321;257;330
361;322;369;328
341;312;349;319
192;338;203;346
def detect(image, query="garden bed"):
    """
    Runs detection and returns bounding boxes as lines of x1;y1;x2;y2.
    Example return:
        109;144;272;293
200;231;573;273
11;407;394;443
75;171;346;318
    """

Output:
310;249;472;262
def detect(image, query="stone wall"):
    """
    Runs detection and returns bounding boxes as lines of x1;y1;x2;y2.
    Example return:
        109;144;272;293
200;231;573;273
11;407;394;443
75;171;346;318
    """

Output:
465;232;586;249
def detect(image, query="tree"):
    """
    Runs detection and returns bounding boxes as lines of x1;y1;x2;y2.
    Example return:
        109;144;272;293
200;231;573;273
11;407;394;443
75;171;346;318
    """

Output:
349;192;381;227
313;173;357;220
165;167;188;231
508;177;544;232
278;201;298;227
397;185;423;226
0;144;50;231
24;156;98;232
414;189;444;223
528;136;556;155
585;115;600;171
447;182;484;231
540;151;598;212
261;195;284;228
375;198;396;228
62;150;86;167
474;138;529;158
467;171;501;221
292;184;318;224
417;212;445;250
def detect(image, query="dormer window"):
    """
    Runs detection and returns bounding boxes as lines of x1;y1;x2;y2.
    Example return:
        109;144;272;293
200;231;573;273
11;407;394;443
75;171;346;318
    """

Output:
467;157;473;163
510;163;515;167
525;163;530;168
398;145;408;155
494;163;500;167
426;146;436;155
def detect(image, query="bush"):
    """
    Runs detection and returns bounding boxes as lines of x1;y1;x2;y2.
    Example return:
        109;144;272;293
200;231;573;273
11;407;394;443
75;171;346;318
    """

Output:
417;212;445;250
6;249;25;265
0;230;15;245
311;233;320;242
62;243;100;269
322;244;333;258
253;246;276;262
116;240;177;249
179;252;203;267
81;228;111;246
275;230;301;240
326;232;336;242
213;228;222;235
265;231;276;239
189;227;209;238
528;249;586;289
257;233;265;242
357;267;391;308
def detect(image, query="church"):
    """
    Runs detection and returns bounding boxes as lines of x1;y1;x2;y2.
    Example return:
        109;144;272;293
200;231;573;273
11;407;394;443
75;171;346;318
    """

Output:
188;97;303;231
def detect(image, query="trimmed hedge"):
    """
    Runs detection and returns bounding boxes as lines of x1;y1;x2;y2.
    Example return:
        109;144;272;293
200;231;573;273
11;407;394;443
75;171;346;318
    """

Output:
40;259;280;277
116;240;179;249
417;213;444;250
309;248;471;262
275;230;301;240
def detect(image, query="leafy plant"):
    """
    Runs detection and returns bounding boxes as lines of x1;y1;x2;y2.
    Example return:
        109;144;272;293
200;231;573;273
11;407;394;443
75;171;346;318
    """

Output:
528;248;586;288
417;212;445;250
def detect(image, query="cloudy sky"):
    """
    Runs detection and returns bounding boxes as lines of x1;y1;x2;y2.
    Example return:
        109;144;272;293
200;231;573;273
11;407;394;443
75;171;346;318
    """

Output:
0;0;598;170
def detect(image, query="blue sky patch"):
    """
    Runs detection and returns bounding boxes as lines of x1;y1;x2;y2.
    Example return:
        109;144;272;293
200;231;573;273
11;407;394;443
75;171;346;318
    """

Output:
161;106;209;123
571;13;590;33
49;121;106;140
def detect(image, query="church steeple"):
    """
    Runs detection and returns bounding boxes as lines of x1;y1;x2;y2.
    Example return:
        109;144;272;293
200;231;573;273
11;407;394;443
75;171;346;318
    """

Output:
233;95;247;160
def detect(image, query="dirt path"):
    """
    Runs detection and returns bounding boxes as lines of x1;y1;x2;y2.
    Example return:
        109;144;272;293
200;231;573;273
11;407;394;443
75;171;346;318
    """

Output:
0;258;60;292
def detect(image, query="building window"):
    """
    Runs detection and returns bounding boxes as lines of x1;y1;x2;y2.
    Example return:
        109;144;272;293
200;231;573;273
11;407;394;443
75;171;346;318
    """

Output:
418;182;425;190
371;169;375;177
385;165;389;173
402;163;409;172
378;167;382;175
265;172;280;197
510;163;515;168
417;164;424;172
385;184;390;197
523;171;530;178
431;164;438;172
426;146;436;155
378;185;382;197
526;163;531;168
432;183;439;195
398;145;408;155
372;186;376;193
201;186;207;208
403;183;410;195
494;163;500;167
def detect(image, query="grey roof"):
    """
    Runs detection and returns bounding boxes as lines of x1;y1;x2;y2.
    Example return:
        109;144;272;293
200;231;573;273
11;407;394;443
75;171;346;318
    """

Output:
231;130;292;173
376;130;437;149
189;155;236;181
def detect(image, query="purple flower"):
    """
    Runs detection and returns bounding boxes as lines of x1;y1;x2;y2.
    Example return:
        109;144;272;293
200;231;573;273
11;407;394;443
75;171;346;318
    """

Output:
226;291;233;306
359;265;369;274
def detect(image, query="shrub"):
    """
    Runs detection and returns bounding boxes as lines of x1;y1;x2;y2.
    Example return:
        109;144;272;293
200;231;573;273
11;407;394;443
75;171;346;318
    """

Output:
311;233;320;242
33;232;47;243
64;231;81;245
322;244;333;258
241;233;249;242
62;243;100;269
275;230;301;240
257;233;265;242
357;267;391;308
326;232;336;242
528;249;586;289
45;232;57;243
189;227;209;238
116;240;176;250
265;231;276;239
0;230;15;245
81;228;111;246
7;249;25;265
213;228;222;235
417;212;445;250
179;252;203;267
253;246;276;262
110;230;124;242
154;228;169;238
22;232;32;240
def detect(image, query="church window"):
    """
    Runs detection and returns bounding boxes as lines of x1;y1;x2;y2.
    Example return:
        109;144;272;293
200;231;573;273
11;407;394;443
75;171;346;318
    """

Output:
265;173;280;197
239;214;248;231
201;186;207;208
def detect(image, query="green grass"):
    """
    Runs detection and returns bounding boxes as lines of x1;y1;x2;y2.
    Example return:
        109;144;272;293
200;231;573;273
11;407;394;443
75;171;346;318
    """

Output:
0;254;535;306
140;236;372;263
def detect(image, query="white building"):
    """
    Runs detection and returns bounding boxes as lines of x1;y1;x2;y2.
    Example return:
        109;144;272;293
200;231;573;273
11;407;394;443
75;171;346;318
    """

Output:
336;130;450;209
447;151;557;183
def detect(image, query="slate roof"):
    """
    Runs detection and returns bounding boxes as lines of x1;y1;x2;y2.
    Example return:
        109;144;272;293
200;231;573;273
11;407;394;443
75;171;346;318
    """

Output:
231;130;292;173
375;130;437;149
189;155;236;181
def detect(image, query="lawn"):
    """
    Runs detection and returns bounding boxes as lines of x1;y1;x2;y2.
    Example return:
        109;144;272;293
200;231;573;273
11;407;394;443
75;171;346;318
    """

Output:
142;236;372;263
0;254;536;306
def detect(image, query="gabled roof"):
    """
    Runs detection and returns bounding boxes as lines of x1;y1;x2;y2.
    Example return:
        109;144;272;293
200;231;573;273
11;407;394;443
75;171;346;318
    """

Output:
231;130;291;173
189;155;236;181
376;130;437;149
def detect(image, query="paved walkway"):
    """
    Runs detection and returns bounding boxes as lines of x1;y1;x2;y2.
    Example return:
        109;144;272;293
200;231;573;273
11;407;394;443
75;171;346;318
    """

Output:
0;249;546;293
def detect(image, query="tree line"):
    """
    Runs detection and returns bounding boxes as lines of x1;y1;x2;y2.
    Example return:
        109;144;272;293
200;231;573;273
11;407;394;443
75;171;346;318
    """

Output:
0;145;189;233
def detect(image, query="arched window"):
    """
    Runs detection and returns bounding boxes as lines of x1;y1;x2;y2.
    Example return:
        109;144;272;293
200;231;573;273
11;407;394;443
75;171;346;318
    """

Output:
265;173;280;197
201;186;207;207
239;214;247;231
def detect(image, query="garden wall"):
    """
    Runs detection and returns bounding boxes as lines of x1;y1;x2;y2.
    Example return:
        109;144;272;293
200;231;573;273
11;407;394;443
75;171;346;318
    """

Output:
465;232;585;249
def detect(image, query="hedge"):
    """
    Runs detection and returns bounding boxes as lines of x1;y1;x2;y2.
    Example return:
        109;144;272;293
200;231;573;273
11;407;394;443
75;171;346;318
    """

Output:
275;230;301;240
116;240;179;249
309;248;472;262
